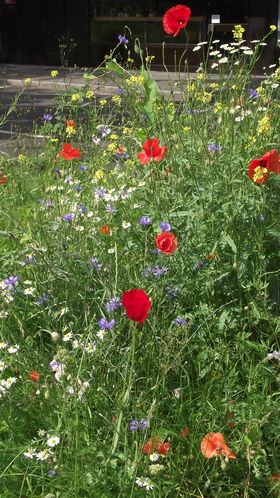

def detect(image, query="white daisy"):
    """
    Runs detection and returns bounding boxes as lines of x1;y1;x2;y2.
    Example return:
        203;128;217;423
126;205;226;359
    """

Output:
47;435;60;448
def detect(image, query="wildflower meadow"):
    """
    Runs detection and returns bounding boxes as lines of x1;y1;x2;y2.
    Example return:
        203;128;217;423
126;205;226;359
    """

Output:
0;6;280;498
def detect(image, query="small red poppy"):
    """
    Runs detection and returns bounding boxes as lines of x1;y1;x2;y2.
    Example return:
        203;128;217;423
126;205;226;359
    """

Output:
137;138;167;165
122;289;151;324
163;5;191;37
143;437;170;455
66;119;76;128
155;232;177;254
29;370;40;382
58;143;81;160
248;149;280;183
0;175;7;185
200;432;236;459
100;224;110;234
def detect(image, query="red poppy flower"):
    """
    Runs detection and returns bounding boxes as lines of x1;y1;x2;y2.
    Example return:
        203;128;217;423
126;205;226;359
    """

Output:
248;149;280;183
155;232;177;254
163;5;191;37
143;437;170;455
66;119;76;128
100;224;110;234
137;138;167;165
29;370;40;382
59;143;81;160
0;175;7;185
200;432;236;459
122;289;151;324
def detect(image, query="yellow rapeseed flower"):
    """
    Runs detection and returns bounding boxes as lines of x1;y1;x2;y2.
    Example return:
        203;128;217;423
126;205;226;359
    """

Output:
71;94;80;102
66;126;76;136
110;134;119;140
107;142;117;152
85;90;95;99
232;24;245;40
112;95;121;105
94;170;105;180
18;154;26;162
51;70;58;78
23;78;32;86
214;102;224;113
257;115;270;135
123;127;132;135
99;99;107;106
270;25;277;31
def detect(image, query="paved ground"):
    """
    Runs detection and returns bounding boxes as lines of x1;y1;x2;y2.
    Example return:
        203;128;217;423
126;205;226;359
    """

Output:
0;63;265;156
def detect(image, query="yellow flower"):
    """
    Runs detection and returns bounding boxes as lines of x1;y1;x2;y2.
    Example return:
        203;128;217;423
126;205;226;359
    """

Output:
94;170;105;180
145;55;155;63
107;142;117;152
66;126;76;136
85;90;95;99
214;102;224;113
23;78;32;86
110;134;119;140
253;166;268;183
126;75;144;87
71;94;80;102
122;127;132;135
112;95;121;105
232;24;245;40
127;57;135;63
257;115;270;135
196;72;205;81
18;154;26;162
197;91;212;104
49;138;59;143
99;99;107;106
270;25;277;31
209;83;219;90
186;82;196;92
51;70;58;78
183;125;191;133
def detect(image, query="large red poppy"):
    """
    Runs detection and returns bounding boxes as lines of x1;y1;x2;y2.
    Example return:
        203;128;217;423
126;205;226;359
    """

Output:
155;232;177;254
122;289;151;324
200;432;236;459
137;138;167;165
248;149;280;184
59;143;81;160
163;5;191;37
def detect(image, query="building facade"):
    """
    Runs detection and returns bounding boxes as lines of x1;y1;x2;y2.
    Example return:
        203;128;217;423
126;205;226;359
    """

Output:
0;0;278;68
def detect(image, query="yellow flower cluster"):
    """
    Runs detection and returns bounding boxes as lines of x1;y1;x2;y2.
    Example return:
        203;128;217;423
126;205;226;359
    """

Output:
85;90;95;99
126;75;144;87
23;78;32;86
66;126;76;136
112;95;122;105
257;115;270;135
71;94;80;102
123;127;132;135
145;55;155;63
197;92;212;104
99;99;107;106
94;170;105;180
232;24;245;40
214;102;225;113
51;70;58;78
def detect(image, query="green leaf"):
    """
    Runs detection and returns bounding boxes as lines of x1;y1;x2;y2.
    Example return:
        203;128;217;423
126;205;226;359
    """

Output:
105;61;125;77
83;72;97;80
223;234;237;254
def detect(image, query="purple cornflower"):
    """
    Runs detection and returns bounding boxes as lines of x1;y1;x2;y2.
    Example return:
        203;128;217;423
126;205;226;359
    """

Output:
150;248;161;254
98;317;116;330
65;176;73;184
78;204;87;214
139;216;152;226
55;168;62;176
118;34;129;44
115;87;124;95
36;293;49;305
105;204;117;214
90;257;102;271
4;275;19;290
62;213;75;222
208;143;222;152
40;199;54;209
143;266;168;277
259;214;265;222
159;221;171;232
47;470;57;478
249;88;259;99
164;286;180;299
73;185;82;192
129;418;148;431
92;135;101;145
94;187;106;198
105;297;121;312
114;151;130;160
43;114;53;122
96;125;111;137
79;164;87;172
175;317;190;326
49;360;60;371
195;259;207;270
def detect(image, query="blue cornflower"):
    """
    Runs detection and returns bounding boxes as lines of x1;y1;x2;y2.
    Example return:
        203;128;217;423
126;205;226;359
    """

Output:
195;259;207;270
94;187;107;198
118;34;129;44
73;185;82;192
249;88;259;99
159;221;171;232
98;317;116;330
259;214;265;222
143;266;168;277
105;297;121;312
208;143;222;152
47;469;56;478
43;114;53;122
4;275;19;289
36;293;49;305
129;418;148;431
164;286;180;300
115;87;124;95
139;216;152;226
105;204;117;214
90;257;102;271
78;205;87;214
175;317;190;326
62;213;75;222
79;164;87;171
96;125;111;137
